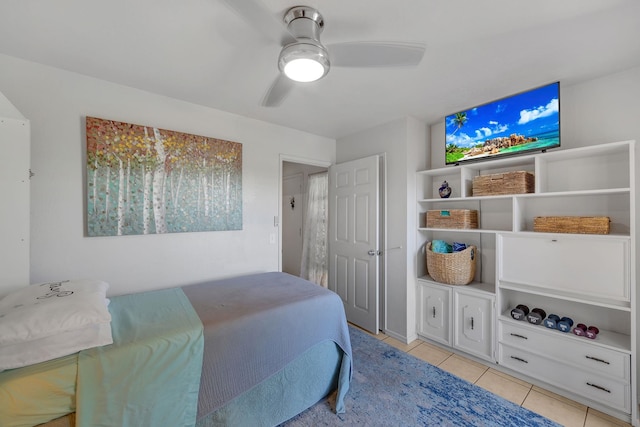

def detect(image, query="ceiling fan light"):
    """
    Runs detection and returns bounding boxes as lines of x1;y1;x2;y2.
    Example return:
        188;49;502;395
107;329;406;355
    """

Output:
279;42;329;83
284;58;325;82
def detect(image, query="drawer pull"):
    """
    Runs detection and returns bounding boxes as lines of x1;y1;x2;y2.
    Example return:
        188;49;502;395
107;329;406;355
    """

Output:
510;356;528;364
509;333;528;340
585;355;610;365
586;382;611;393
471;316;474;330
432;306;436;318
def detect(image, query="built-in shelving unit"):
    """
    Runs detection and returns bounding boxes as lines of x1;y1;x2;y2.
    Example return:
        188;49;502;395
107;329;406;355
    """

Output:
415;140;637;424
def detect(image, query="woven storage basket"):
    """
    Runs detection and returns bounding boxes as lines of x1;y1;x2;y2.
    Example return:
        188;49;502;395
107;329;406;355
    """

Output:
426;209;478;229
472;171;534;196
426;242;477;285
533;216;610;234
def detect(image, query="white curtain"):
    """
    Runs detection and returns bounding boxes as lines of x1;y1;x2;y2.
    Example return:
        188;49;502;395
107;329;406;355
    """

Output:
300;172;328;287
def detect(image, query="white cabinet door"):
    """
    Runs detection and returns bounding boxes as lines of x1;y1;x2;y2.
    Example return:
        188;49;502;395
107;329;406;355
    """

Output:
417;281;451;345
499;234;629;301
454;290;494;361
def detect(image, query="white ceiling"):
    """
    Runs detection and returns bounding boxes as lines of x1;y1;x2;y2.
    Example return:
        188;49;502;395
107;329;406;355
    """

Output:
1;0;639;139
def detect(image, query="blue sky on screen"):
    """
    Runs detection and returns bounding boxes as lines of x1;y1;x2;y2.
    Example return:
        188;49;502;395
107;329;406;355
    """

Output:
446;83;559;149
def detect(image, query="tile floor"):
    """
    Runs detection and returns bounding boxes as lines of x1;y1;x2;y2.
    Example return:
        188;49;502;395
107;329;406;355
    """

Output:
360;327;631;427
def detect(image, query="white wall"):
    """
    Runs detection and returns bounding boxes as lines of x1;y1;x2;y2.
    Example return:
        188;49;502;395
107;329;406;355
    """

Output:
430;66;640;169
0;53;335;297
337;117;427;341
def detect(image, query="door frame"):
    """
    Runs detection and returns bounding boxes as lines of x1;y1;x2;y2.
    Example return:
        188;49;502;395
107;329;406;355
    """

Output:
278;154;332;273
279;153;387;334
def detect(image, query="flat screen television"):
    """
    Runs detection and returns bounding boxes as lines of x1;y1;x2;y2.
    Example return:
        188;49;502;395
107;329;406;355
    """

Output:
445;81;560;165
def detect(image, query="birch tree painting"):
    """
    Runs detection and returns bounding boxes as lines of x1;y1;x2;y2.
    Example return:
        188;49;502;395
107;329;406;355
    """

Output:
86;117;242;236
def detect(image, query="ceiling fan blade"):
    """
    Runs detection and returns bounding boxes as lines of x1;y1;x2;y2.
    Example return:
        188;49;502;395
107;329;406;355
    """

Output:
218;0;295;45
262;74;295;107
327;42;426;68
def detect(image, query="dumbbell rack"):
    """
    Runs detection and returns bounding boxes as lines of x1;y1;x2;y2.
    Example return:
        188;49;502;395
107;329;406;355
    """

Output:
416;140;638;425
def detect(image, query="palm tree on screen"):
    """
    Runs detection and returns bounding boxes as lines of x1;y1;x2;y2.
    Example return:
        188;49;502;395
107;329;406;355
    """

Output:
450;112;468;136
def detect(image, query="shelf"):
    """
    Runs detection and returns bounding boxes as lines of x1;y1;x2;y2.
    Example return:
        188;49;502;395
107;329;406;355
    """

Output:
499;230;631;240
418;275;494;295
499;314;631;353
418;195;512;203
418;188;630;204
499;282;631;312
519;188;630;198
418;227;504;234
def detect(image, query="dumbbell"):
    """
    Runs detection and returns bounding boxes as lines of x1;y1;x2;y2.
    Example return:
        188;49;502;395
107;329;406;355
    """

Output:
573;324;599;339
572;323;588;337
543;314;560;329
557;317;574;333
527;308;546;325
510;304;529;321
585;326;599;339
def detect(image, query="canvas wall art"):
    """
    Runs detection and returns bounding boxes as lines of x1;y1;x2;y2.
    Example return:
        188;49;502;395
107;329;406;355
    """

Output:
86;117;242;236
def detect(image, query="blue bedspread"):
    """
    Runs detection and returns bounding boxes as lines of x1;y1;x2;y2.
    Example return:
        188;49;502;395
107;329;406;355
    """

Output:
75;288;204;427
182;272;353;419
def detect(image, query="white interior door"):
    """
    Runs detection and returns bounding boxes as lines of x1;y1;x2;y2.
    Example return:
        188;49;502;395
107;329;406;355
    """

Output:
328;155;380;334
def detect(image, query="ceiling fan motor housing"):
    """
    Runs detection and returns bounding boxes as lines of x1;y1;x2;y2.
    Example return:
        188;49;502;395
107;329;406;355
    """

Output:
278;6;330;81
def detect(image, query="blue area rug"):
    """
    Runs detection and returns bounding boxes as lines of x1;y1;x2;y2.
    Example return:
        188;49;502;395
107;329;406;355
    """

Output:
282;326;560;426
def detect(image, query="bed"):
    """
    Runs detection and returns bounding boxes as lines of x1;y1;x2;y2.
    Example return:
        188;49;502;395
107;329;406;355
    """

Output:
0;272;352;427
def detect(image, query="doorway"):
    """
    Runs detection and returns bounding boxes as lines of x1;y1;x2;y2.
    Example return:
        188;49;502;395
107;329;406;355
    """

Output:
281;160;328;279
279;154;385;334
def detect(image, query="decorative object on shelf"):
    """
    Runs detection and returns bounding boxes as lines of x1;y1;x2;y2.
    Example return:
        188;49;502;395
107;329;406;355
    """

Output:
510;304;529;321
472;171;534;196
426;209;478;229
533;216;611;235
426;241;476;285
438;180;452;198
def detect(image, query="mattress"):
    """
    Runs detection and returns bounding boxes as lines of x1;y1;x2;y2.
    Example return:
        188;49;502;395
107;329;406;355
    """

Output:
0;353;77;427
0;272;352;427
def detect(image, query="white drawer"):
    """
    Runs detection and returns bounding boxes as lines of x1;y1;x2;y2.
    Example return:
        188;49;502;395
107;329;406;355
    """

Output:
499;343;630;413
500;321;629;381
499;234;629;301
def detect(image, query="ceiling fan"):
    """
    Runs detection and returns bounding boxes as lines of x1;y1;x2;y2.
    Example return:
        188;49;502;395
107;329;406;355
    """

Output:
221;1;426;107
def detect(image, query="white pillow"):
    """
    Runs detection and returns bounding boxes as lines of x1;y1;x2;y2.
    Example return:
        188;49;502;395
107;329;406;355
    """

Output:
0;279;113;371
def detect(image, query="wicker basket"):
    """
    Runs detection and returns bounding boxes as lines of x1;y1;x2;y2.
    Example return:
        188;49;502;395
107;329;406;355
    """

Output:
426;242;477;285
426;209;478;229
533;216;611;234
472;171;534;196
